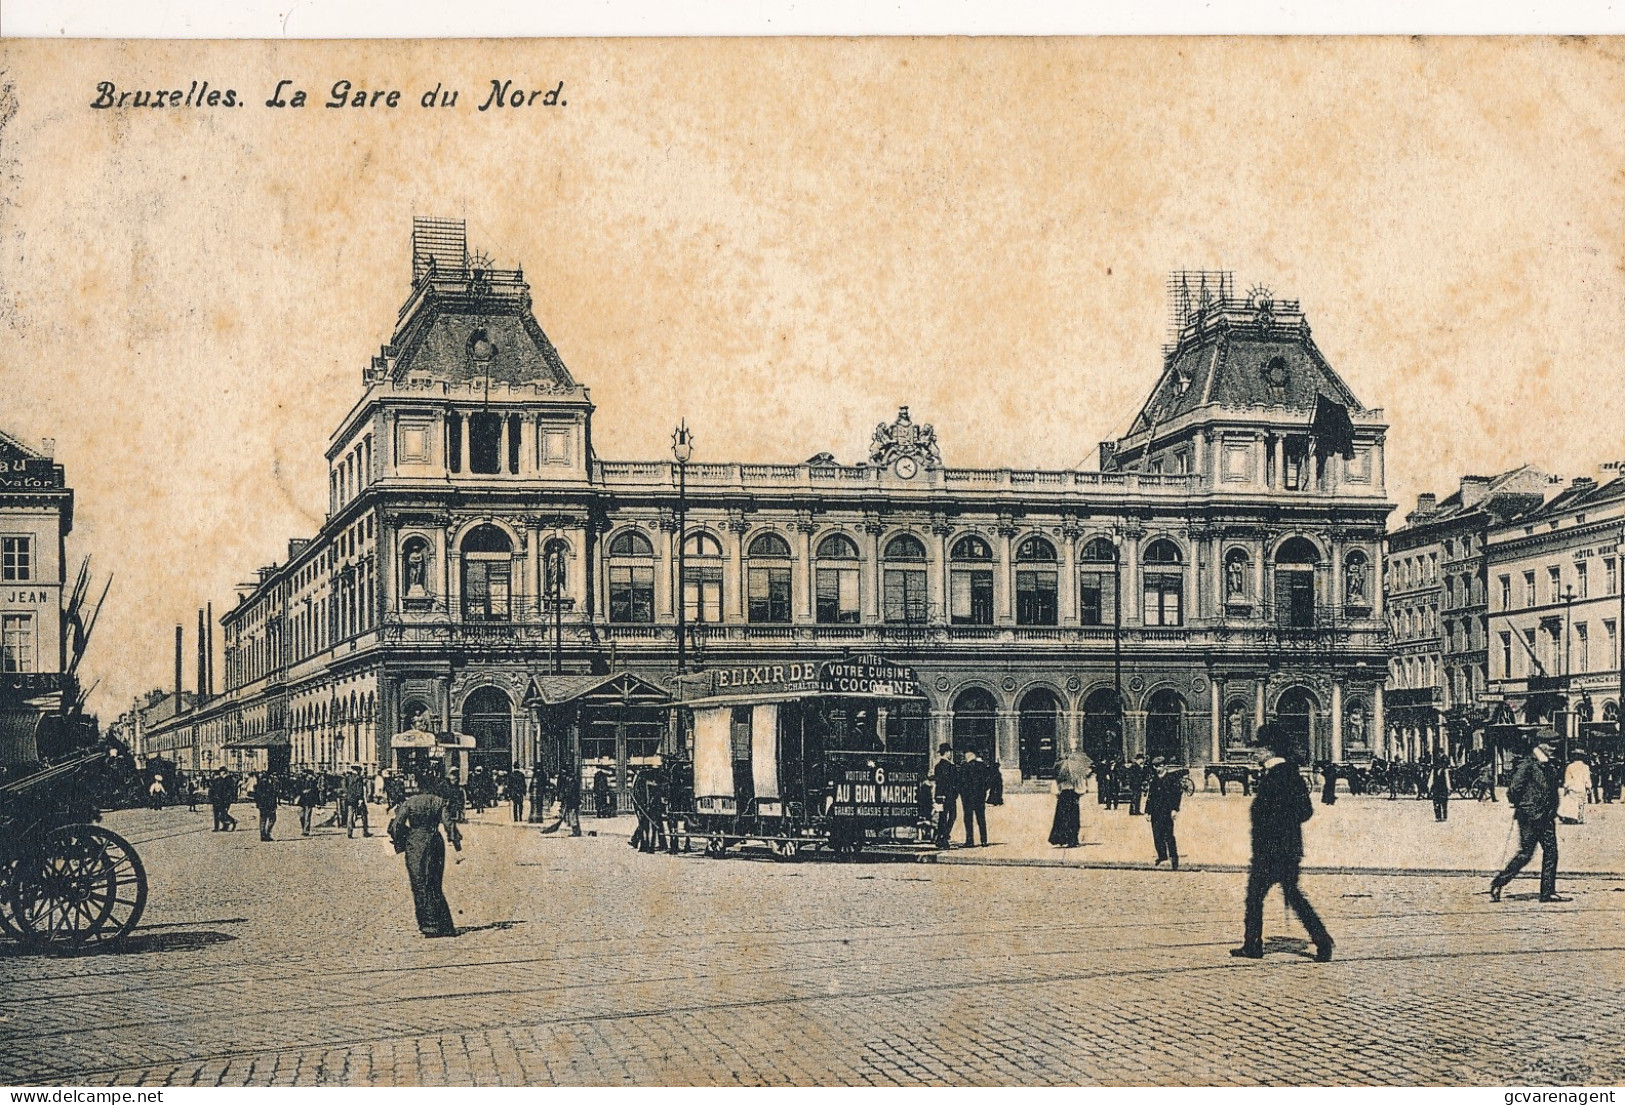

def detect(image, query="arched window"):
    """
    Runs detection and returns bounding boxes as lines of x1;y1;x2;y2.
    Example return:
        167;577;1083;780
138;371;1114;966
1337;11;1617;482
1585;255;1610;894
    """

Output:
815;533;861;624
1016;536;1058;625
461;525;513;622
883;534;929;624
1142;540;1184;626
608;530;654;624
683;531;723;624
400;536;433;601
1274;536;1321;628
609;529;654;558
683;531;724;557
1079;537;1117;626
884;534;927;560
747;532;792;624
747;532;791;558
951;535;994;626
817;533;859;559
1080;685;1123;762
1224;547;1251;602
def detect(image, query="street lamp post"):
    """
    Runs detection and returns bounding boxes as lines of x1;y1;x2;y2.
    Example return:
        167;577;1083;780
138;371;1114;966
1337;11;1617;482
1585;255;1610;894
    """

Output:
672;422;694;677
1562;583;1576;746
1112;529;1125;759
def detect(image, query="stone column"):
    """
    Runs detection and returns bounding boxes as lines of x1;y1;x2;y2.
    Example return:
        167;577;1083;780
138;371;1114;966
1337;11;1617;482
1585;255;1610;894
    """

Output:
458;412;471;476
1373;685;1385;759
437;526;452;615
996;710;1019;769
931;521;950;626
1330;680;1344;762
724;517;747;622
1122;536;1142;626
930;709;953;753
1062;709;1080;756
1256;680;1267;730
996;522;1015;624
1125;711;1147;758
1210;677;1222;762
1059;530;1078;626
526;523;542;620
862;521;883;622
795;522;815;623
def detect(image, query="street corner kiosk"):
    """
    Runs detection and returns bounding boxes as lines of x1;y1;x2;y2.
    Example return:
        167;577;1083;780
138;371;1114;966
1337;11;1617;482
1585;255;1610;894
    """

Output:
673;655;931;858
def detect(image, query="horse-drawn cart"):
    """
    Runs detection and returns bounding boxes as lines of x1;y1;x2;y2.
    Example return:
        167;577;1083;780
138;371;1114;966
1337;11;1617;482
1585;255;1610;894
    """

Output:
0;744;147;952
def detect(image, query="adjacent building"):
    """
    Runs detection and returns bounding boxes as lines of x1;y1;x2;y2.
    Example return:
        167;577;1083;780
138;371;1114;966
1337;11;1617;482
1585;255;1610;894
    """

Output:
1382;467;1551;758
1486;472;1625;739
144;226;1395;793
0;428;75;768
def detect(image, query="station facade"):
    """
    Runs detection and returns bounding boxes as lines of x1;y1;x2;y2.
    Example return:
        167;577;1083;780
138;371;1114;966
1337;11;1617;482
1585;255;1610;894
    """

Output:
147;225;1395;791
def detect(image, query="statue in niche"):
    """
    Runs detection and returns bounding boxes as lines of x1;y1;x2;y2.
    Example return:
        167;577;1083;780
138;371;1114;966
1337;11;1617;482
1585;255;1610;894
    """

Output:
1226;704;1247;747
1345;556;1368;604
1226;555;1247;600
1346;705;1367;749
403;540;431;598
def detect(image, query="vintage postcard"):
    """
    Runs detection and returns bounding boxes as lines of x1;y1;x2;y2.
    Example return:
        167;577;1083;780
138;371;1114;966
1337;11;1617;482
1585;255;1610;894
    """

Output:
0;36;1622;1089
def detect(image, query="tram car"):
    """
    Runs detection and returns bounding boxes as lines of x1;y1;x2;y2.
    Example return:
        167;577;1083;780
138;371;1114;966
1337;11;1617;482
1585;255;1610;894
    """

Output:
670;655;932;858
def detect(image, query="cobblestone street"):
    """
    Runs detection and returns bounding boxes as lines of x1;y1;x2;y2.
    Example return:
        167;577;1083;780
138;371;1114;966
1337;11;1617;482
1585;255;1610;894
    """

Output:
2;800;1622;1087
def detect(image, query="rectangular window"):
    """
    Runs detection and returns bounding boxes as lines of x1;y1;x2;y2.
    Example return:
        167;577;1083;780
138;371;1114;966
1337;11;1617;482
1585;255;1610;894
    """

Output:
581;721;617;762
507;415;522;474
815;567;860;624
747;566;792;624
1498;575;1511;611
1079;575;1105;626
1524;628;1538;675
609;565;654;623
468;411;503;474
1606;620;1618;672
1;536;31;582
463;560;511;621
1548;565;1562;604
1016;568;1058;626
1576;623;1589;672
1;613;34;673
683;567;723;624
1576;561;1588;599
1500;632;1512;679
445;413;462;474
1143;573;1183;627
1607;557;1619;596
950;569;994;625
1523;571;1536;607
882;568;928;624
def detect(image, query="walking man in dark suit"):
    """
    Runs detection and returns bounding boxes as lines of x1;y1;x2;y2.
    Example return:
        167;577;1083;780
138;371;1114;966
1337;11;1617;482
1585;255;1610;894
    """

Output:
1125;754;1149;816
960;749;990;847
1490;738;1568;903
1146;756;1184;870
932;745;958;849
1231;723;1334;962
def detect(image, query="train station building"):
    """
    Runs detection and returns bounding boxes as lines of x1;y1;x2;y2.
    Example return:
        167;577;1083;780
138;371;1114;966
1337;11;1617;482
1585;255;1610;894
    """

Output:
145;224;1395;794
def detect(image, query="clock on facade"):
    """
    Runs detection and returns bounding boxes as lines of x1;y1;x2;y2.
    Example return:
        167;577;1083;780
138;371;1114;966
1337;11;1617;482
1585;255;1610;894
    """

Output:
1261;356;1290;388
893;456;919;480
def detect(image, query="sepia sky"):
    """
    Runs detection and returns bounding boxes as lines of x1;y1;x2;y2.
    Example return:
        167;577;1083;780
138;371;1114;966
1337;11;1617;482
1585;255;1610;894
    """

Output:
1;37;1623;717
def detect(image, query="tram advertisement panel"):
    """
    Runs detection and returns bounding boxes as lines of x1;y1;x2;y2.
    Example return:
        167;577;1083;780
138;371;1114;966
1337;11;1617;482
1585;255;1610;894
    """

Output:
827;751;923;820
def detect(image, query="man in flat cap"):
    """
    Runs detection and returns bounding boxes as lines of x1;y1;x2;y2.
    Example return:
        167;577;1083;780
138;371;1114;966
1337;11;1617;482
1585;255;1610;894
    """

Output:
1231;722;1334;962
1489;737;1569;903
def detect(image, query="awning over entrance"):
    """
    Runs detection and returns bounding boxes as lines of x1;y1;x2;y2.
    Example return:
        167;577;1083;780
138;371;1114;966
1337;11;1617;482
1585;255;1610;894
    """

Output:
521;672;674;710
224;730;290;750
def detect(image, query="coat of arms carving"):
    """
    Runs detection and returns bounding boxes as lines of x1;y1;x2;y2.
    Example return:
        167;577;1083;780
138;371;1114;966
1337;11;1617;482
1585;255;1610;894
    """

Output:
868;406;942;469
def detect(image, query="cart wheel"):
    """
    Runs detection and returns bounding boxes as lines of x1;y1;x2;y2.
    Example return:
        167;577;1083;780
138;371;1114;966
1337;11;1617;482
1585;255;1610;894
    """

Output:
704;836;726;858
10;825;147;952
0;860;21;941
772;840;800;862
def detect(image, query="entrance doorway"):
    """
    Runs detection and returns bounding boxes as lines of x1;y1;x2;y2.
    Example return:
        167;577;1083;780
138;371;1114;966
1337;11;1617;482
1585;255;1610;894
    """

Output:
461;686;514;776
952;687;997;762
1145;688;1187;763
1080;686;1123;764
1275;686;1319;763
1017;688;1060;779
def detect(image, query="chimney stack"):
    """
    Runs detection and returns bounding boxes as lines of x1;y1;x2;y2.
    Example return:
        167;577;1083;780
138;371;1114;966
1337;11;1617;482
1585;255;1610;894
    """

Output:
206;602;214;698
197;609;207;702
1459;476;1491;509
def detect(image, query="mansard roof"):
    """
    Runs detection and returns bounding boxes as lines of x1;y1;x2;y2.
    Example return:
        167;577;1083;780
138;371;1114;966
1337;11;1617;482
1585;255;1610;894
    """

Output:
381;265;577;389
1125;297;1365;437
